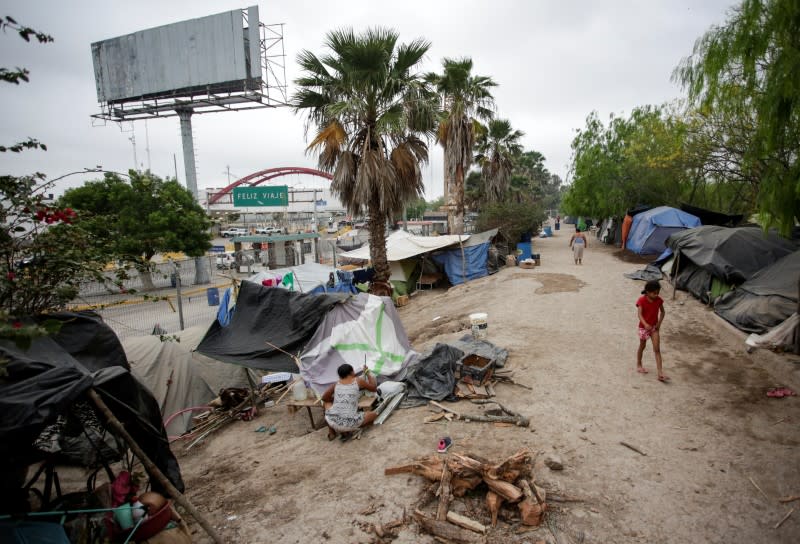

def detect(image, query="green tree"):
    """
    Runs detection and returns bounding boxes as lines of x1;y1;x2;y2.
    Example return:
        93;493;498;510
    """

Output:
475;201;545;247
474;118;525;202
426;58;496;234
1;17;112;355
293;28;436;285
675;0;800;234
60;172;212;289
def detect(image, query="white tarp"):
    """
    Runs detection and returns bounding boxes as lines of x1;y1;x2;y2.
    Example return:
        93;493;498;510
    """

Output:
246;262;336;292
299;293;417;395
340;230;470;261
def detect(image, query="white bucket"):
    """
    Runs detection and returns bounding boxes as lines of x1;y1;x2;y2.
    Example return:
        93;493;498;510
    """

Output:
469;312;488;340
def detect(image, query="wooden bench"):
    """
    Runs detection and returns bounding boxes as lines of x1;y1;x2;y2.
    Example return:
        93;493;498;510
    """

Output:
416;273;443;290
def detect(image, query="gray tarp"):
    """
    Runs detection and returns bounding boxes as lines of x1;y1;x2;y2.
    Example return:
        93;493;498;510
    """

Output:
715;250;800;333
667;226;795;284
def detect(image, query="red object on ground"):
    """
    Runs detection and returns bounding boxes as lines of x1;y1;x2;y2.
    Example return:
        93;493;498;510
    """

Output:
766;387;796;398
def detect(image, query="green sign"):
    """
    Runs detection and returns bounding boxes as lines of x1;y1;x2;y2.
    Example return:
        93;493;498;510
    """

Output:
232;186;289;207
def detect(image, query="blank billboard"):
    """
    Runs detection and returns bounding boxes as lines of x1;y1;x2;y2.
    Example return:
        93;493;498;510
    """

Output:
92;6;261;104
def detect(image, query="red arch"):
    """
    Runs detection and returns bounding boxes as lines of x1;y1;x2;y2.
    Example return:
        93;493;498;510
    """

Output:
208;167;332;204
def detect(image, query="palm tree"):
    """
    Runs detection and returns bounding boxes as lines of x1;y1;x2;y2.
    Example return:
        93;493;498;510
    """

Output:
475;118;525;202
426;58;496;234
293;28;436;288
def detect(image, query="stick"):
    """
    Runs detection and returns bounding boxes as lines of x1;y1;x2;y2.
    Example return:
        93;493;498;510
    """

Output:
774;507;795;529
87;389;224;544
749;477;770;502
619;441;647;456
446;511;487;534
779;496;800;503
436;462;452;521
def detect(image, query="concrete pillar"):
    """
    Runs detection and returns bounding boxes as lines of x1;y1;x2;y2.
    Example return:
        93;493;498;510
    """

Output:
177;108;198;200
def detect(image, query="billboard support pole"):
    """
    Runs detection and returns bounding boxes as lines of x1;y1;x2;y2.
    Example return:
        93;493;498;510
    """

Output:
177;108;198;199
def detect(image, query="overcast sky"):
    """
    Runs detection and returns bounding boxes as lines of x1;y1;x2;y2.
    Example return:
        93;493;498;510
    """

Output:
0;0;737;199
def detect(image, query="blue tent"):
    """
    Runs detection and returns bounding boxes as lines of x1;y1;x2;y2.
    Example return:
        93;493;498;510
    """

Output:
626;206;701;255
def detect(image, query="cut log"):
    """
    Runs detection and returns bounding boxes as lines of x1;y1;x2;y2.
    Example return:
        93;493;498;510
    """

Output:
446;511;487;534
518;479;546;526
413;510;482;543
486;491;504;527
436;462;452;521
451;475;483;497
484;477;523;502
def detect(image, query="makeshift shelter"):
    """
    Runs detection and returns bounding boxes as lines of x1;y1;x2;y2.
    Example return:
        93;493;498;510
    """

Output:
430;229;499;285
680;203;743;227
197;281;346;373
389;258;421;295
247;262;337;293
0;312;184;511
299;293;417;395
123;325;262;436
626;206;701;255
715;250;800;333
340;229;471;262
667;226;796;303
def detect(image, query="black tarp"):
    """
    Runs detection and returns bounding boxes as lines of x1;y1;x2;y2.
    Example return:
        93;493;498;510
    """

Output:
0;312;184;501
667;226;796;285
403;343;463;407
197;281;346;372
680;203;743;227
715;250;800;333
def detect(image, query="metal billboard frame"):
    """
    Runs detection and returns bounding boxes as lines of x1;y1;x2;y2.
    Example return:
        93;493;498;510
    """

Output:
91;11;287;122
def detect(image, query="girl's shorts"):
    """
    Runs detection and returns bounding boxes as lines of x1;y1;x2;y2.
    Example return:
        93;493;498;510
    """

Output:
638;328;652;340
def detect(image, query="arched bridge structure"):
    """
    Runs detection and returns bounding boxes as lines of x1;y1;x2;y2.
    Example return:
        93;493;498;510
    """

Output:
208;167;332;205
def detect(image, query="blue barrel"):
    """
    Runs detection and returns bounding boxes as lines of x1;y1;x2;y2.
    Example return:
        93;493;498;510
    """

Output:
206;287;220;306
516;242;532;261
544;226;553;237
555;223;560;230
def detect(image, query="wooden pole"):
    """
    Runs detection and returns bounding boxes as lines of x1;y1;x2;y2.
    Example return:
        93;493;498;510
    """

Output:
87;389;225;544
795;275;799;354
672;250;681;301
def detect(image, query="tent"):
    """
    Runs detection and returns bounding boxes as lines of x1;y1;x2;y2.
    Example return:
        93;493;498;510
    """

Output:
197;281;346;373
680;203;743;227
340;230;471;261
299;293;417;395
247;262;337;293
626;206;701;255
0;312;184;509
123;325;263;436
430;229;498;286
667;226;796;303
715;250;800;333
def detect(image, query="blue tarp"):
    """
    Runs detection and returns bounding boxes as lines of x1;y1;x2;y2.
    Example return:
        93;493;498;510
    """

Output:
431;242;490;285
626;206;701;255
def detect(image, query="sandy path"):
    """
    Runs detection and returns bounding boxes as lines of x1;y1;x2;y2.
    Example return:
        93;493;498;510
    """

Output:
176;223;799;543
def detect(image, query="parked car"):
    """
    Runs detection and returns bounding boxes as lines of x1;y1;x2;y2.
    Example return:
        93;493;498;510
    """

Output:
215;253;236;269
254;226;281;234
221;227;248;237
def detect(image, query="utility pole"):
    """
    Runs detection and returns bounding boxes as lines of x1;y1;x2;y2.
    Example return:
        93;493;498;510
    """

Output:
173;260;185;331
144;120;152;171
129;132;138;170
177;108;198;200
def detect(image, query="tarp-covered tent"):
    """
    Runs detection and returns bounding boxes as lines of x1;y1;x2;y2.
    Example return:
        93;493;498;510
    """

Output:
0;312;184;503
197;281;345;372
299;293;417;395
431;229;498;286
626;206;701;255
667;226;796;302
389;258;421;295
715;250;800;333
124;325;262;436
247;262;337;293
340;230;470;261
680;203;743;227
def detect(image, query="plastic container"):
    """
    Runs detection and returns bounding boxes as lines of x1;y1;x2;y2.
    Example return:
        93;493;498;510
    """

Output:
516;242;532;261
206;287;220;306
291;379;308;401
543;226;553;236
469;312;488;340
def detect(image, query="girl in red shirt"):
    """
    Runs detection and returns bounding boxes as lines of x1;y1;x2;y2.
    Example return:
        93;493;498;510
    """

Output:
636;280;668;382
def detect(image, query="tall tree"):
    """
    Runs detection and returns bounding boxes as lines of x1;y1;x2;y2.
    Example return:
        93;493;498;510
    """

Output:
427;58;496;234
675;0;800;234
293;28;435;287
475;118;524;202
60;172;212;290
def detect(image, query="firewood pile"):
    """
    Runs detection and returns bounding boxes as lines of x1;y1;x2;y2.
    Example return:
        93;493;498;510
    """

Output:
385;449;546;541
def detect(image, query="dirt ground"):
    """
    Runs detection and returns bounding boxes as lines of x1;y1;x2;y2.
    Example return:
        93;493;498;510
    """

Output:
171;222;799;543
